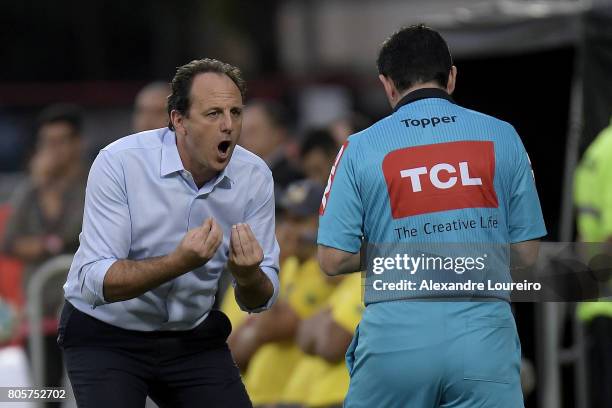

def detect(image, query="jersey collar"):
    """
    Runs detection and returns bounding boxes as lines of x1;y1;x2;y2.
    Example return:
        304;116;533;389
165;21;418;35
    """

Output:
393;88;455;113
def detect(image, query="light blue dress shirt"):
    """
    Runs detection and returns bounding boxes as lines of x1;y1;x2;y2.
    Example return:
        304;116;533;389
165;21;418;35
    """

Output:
63;128;280;331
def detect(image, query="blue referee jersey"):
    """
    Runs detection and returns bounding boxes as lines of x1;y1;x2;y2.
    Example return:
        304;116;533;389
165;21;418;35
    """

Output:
317;88;546;408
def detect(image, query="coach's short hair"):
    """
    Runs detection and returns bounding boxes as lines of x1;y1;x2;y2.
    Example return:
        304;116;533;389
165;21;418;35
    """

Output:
167;58;246;130
377;24;453;92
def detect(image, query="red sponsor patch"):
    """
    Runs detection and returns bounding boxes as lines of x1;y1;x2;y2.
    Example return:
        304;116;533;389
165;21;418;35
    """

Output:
382;141;498;218
320;141;349;215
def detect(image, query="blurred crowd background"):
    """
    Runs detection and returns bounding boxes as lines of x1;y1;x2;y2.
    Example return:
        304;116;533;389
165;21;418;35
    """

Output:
1;1;612;407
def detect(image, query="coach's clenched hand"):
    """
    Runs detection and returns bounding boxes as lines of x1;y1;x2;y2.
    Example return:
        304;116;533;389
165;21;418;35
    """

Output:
227;223;264;283
172;217;223;272
228;223;273;309
104;218;223;302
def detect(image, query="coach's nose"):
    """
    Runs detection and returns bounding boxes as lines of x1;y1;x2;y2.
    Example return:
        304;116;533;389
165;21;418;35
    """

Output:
220;111;233;134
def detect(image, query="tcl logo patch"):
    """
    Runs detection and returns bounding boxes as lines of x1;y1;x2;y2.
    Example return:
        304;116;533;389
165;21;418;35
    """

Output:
320;141;348;215
382;141;498;218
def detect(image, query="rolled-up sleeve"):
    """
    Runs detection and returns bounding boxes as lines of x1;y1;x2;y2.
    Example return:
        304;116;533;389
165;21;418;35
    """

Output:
234;170;280;312
74;150;131;307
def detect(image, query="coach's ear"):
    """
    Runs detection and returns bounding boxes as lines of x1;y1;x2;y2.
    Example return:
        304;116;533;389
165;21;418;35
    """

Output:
379;74;397;108
447;66;457;95
170;110;186;135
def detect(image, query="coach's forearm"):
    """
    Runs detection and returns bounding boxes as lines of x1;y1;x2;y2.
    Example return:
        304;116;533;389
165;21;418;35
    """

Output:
103;253;191;302
234;268;274;310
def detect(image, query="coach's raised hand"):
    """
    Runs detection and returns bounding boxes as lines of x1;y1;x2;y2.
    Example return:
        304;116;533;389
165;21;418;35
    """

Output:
228;223;264;279
228;223;273;309
104;217;224;302
173;217;223;272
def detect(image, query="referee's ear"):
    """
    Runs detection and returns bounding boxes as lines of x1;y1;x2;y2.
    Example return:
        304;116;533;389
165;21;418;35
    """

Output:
378;74;397;109
446;66;457;95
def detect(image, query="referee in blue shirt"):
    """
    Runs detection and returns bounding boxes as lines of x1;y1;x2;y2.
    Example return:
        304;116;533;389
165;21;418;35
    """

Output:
318;26;545;407
59;59;280;407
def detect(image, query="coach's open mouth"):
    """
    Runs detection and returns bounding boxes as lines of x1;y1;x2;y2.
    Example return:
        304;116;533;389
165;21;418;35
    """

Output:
218;140;231;155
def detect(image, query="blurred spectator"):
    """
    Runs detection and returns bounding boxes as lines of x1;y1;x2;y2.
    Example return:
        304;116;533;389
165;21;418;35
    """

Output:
573;118;612;408
0;298;17;344
239;100;303;192
0;113;26;173
328;111;371;146
1;104;86;393
132;81;171;133
300;128;338;186
280;272;363;408
222;179;336;408
0;199;25;317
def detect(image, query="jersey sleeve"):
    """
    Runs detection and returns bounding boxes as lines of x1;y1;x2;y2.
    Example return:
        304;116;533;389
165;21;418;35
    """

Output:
508;132;547;243
317;141;364;253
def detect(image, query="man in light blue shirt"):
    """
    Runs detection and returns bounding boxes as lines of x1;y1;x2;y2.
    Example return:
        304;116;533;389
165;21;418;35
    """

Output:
59;58;279;408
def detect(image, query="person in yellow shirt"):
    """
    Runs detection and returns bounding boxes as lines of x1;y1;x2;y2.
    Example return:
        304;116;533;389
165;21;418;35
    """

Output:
221;200;301;369
573;120;612;407
223;180;337;407
280;272;364;408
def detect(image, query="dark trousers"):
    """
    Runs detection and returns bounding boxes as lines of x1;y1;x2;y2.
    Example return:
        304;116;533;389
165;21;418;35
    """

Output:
57;301;251;408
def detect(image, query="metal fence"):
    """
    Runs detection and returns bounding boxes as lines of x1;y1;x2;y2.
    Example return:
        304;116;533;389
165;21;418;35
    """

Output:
25;255;73;392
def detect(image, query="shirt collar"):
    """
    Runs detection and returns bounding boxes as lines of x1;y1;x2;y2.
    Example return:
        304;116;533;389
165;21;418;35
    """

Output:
160;129;234;186
393;87;455;113
160;130;185;177
211;162;234;189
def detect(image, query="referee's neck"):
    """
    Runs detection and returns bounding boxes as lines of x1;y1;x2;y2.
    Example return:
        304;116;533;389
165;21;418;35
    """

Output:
391;83;447;109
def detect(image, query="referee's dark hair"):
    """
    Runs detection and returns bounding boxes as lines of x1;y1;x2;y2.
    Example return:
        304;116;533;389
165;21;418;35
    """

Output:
377;24;453;92
167;58;246;131
36;104;84;137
